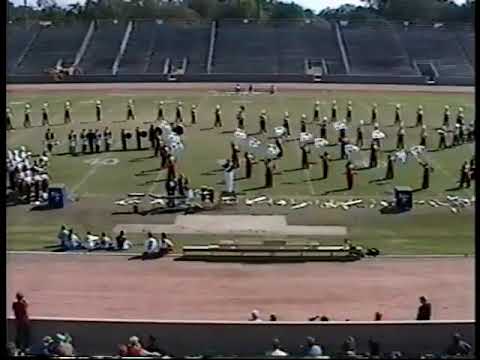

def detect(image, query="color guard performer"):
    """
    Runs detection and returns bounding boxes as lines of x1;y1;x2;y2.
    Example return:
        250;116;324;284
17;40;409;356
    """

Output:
331;100;337;122
415;105;424;127
175;101;183;123
127;99;135;121
157;101;165;121
6;107;13;130
313;101;320;122
237;105;245;130
371;103;378;124
300;114;307;133
191;104;197;125
214;105;222;128
259;110;267;134
96;100;102;122
394;104;401;125
41;102;49;126
356;120;364;148
419;125;427;147
24;103;32;128
64;100;72;124
346;100;353;123
283;112;291;136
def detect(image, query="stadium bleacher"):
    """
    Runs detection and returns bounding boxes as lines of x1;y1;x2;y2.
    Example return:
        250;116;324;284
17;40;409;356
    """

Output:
79;20;126;75
341;21;416;76
396;23;473;77
14;22;89;74
6;24;39;74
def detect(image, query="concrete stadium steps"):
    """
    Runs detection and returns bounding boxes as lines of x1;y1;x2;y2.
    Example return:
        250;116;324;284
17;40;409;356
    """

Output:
213;22;281;74
341;22;416;76
14;23;89;74
396;24;473;77
275;22;345;74
145;22;210;74
79;20;126;75
455;31;475;66
117;20;156;75
6;24;39;74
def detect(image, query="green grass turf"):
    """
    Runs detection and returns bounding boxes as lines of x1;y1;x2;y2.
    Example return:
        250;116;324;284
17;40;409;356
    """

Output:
6;89;475;254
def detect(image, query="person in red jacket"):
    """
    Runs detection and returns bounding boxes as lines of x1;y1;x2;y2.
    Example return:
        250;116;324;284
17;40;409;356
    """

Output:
12;292;30;351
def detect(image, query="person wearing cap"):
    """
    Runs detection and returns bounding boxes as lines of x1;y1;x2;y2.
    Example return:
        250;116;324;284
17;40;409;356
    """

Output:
394;104;401;125
446;332;472;356
175;101;183;123
12;292;30;351
157;101;165;121
127;99;135;121
419;125;428;147
41;102;49;126
346;100;353;123
23;103;31;128
64;100;72;124
214;104;222;128
320;117;328;139
415;105;424;127
313;100;320;122
371;103;378;124
259;110;268;134
282;112;290;136
356;120;364;148
331;100;337;122
302;336;323;357
443;105;450;127
451;124;461;147
266;338;289;357
80;129;88;153
95;100;102;122
300;114;307;133
7;107;14;130
190;104;197;125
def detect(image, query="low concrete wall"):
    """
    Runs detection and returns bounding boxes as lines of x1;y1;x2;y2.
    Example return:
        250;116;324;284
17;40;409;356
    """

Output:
6;318;474;357
6;73;473;86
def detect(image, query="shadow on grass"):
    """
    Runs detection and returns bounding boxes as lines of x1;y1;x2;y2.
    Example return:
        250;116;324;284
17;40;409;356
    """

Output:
129;155;154;163
446;186;466;192
200;127;214;131
221;130;236;134
242;185;269;192
283;167;304;173
323;187;349;195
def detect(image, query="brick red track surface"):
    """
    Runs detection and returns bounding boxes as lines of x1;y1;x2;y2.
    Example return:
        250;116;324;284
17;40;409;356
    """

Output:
7;254;474;321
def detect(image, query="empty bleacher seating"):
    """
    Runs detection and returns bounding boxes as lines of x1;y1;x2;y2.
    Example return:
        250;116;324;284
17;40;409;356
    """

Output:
396;23;473;77
14;22;88;75
7;23;39;74
79;20;126;75
118;20;155;75
341;21;415;75
145;21;210;74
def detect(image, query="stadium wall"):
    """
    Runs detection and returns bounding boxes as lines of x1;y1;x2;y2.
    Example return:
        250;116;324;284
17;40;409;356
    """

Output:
6;74;473;86
6;318;475;356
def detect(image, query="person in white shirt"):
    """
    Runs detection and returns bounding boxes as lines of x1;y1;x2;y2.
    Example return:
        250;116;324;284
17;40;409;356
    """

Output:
83;231;100;251
57;225;69;247
65;229;81;250
99;232;114;250
144;232;159;258
159;232;174;256
266;338;288;357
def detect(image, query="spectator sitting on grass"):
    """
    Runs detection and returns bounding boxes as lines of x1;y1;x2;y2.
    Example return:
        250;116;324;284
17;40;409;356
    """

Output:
144;232;159;258
115;230;132;251
53;333;74;356
249;309;262;322
445;332;472;356
159;232;174;256
64;229;81;251
100;232;114;250
57;225;69;247
83;231;100;251
266;338;288;357
301;336;323;358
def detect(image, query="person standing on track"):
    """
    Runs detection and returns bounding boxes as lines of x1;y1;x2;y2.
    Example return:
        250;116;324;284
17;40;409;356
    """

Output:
12;292;30;352
175;101;183;124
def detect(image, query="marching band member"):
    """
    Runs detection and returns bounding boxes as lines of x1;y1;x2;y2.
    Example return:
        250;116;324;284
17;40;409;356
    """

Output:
346;100;353;123
100;232;114;250
245;152;253;179
259;110;267;134
331;100;337;122
356;120;364;148
345;161;356;190
95;129;102;153
301;144;310;169
191;104;197;125
157;101;165;121
41;102;49;126
320;151;330;179
396;123;405;150
443;105;450;127
68;130;77;156
23;103;31;128
96;100;102;122
394;104;401;125
135;127;142;150
421;162;432;190
438;125;448;150
283;112;290;136
419;125;428;147
80;129;87;154
385;155;395;180
83;231;100;251
313;101;320;122
237;105;245;130
64;100;72;124
459;161;471;189
369;142;379;168
120;129;128;151
456;107;464;126
148;124;156;149
214;105;222;128
103;127;112;152
57;225;69;248
415;105;424;127
319;117;327;140
87;129;95;153
175;101;183;123
300;114;307;133
144;232;159;257
265;159;273;188
7;107;14;130
371;103;378;124
127;99;135;121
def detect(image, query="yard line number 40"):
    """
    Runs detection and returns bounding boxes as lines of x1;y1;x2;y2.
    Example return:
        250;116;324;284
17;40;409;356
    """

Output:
83;158;119;166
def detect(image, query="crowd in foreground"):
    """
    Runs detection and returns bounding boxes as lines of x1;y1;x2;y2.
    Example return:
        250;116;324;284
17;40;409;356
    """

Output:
10;292;473;358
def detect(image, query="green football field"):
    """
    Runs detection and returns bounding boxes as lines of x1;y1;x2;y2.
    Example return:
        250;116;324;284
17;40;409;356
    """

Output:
6;88;475;254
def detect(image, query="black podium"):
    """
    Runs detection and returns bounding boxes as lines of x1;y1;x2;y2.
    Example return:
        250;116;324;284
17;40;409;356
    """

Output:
394;186;413;211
